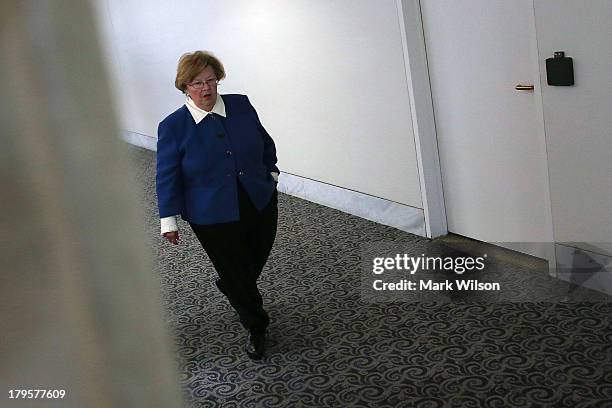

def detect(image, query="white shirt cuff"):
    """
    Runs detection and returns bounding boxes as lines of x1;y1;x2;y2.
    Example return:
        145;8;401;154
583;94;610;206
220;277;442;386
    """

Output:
160;216;178;235
271;172;279;182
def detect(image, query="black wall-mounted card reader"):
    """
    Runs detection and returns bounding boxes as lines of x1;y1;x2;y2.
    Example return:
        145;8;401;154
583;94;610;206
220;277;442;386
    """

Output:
546;51;574;86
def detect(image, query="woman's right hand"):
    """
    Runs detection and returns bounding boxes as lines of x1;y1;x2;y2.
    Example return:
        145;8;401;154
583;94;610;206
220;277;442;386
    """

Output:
163;231;179;245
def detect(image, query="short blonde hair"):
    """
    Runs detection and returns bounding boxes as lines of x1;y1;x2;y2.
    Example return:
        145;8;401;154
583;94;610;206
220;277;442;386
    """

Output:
174;51;226;93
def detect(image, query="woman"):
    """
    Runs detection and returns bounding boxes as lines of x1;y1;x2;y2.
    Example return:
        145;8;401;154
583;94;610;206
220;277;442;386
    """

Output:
156;51;279;360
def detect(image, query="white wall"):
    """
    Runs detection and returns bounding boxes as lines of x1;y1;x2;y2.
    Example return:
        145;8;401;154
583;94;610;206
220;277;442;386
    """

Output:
93;0;423;208
534;0;612;256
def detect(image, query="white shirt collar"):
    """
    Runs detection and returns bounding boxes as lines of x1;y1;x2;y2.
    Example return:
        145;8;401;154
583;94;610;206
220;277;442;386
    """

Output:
185;94;226;124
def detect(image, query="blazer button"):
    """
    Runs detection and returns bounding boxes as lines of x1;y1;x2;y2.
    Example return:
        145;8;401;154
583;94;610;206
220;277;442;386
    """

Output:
225;150;232;155
238;170;244;176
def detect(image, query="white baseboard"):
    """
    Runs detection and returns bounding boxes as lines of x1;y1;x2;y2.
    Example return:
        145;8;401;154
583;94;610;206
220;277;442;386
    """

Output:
122;130;157;151
277;173;426;237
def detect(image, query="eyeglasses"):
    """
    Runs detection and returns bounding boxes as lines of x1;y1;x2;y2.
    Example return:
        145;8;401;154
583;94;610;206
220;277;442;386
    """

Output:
188;78;218;89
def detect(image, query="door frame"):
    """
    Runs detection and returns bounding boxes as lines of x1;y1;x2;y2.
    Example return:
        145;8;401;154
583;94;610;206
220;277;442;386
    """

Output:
396;0;447;239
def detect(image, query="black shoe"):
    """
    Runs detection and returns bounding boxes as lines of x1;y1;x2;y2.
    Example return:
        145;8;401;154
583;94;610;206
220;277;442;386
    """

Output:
245;329;266;360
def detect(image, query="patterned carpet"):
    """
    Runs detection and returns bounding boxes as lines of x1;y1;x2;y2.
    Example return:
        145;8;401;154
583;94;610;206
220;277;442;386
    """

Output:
129;145;612;408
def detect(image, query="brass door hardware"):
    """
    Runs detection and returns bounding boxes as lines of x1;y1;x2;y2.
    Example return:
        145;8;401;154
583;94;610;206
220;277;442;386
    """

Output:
515;84;535;91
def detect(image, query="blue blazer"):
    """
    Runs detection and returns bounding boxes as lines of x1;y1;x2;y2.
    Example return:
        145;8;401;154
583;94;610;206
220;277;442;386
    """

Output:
156;94;279;225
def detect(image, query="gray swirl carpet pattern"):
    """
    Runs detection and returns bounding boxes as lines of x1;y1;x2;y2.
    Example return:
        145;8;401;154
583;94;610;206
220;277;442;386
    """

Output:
129;146;611;407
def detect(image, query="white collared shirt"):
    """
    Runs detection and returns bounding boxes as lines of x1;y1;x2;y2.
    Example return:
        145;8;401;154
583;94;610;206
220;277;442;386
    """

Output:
160;95;278;235
185;93;226;123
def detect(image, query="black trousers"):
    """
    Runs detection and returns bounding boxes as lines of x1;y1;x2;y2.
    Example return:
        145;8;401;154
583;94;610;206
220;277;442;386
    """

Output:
189;181;278;332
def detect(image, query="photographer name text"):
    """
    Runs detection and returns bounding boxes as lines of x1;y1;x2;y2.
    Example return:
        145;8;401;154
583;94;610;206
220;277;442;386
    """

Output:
372;279;500;291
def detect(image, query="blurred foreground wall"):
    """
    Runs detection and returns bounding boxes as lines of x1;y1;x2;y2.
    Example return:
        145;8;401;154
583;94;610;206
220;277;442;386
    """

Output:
0;1;183;406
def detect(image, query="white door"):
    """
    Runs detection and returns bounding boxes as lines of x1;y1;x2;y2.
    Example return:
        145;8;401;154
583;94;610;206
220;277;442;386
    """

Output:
420;0;554;260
